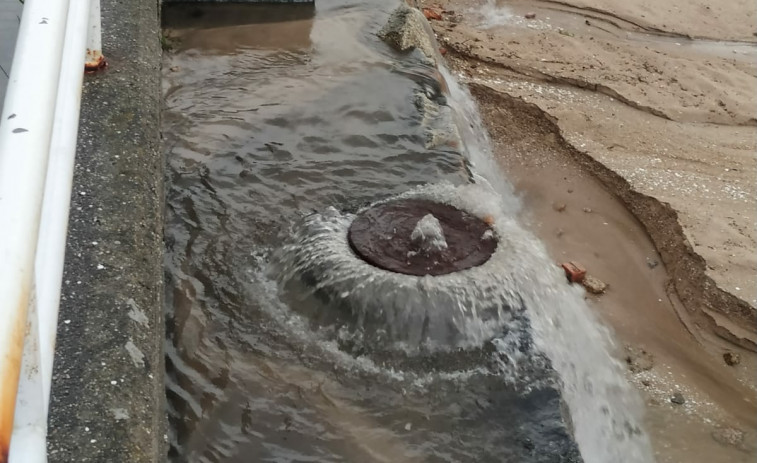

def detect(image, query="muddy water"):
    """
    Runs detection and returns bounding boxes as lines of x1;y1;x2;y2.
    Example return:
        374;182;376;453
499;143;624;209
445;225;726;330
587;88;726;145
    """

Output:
162;2;581;462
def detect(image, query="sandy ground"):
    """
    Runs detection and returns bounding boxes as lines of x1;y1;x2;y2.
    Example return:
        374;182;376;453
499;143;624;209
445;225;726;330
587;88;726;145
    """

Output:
417;0;756;461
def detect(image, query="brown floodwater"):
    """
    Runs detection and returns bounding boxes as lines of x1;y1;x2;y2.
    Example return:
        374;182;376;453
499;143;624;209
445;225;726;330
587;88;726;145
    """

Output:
161;2;585;462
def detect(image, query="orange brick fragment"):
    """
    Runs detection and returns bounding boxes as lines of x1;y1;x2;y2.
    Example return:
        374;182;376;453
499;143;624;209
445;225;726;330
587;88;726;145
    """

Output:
561;261;586;283
422;8;443;20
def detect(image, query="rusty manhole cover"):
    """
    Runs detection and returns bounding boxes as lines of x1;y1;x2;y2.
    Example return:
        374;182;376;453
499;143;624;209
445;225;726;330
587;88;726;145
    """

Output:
348;199;497;276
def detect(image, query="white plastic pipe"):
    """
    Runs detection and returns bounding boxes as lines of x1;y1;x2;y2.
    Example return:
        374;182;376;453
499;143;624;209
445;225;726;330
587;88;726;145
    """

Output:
36;0;92;417
0;0;72;460
85;0;103;69
8;0;93;461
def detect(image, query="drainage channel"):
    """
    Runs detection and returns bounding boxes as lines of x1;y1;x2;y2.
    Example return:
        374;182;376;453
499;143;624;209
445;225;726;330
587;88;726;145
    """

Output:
161;2;649;462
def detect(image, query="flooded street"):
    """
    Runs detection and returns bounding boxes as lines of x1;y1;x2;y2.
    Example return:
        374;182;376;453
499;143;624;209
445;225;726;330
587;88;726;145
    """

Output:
161;1;653;462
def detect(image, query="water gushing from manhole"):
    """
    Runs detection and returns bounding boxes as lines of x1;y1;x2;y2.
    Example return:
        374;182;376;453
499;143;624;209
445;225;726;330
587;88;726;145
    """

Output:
410;214;447;253
347;198;497;276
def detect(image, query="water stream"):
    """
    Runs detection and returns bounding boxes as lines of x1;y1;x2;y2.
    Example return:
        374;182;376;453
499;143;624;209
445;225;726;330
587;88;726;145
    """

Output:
162;1;653;462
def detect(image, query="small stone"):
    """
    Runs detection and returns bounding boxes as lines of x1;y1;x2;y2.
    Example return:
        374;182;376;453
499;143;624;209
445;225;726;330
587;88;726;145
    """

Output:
641;379;651;387
646;258;659;269
723;351;741;366
556;228;564;237
482;214;495;226
553;202;567;212
561;261;586;283
582;275;607;294
670;392;685;405
525;12;536;19
439;47;447;56
404;422;412;431
170;66;180;72
582;207;592;213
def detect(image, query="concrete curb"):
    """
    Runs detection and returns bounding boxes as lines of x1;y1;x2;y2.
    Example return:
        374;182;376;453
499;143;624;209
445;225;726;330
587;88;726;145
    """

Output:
47;0;166;461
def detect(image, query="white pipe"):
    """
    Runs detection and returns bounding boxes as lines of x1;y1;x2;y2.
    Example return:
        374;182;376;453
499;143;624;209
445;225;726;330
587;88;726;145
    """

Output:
8;0;94;460
85;0;103;69
36;0;93;418
0;0;72;460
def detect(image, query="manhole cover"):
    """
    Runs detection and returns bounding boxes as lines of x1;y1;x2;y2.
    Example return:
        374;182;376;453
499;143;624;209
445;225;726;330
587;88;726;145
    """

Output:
348;199;497;276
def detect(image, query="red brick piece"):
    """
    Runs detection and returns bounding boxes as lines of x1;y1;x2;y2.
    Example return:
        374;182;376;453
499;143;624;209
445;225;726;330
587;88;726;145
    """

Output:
422;8;443;21
561;261;586;283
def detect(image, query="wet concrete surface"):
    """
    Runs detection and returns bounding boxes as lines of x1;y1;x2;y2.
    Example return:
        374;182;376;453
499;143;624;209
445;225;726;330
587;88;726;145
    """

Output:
46;0;166;461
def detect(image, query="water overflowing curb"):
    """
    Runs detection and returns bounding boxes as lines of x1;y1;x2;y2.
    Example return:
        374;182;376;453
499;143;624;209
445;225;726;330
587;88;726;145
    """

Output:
46;0;166;461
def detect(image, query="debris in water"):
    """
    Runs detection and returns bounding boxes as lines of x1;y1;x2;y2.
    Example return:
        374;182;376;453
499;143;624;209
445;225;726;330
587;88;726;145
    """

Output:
404;422;412;431
582;275;607;294
552;202;566;212
723;351;741;366
670;392;686;405
561;261;586;283
525;13;536;19
582;207;593;213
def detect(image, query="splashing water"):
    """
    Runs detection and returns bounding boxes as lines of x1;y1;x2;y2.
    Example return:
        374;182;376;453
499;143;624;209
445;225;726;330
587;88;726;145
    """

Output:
478;0;515;29
271;66;654;463
264;3;654;460
438;56;655;462
410;213;448;253
272;184;532;356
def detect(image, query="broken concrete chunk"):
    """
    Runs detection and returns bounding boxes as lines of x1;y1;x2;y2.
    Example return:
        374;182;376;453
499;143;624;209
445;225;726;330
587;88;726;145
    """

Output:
582;275;607;294
379;5;438;63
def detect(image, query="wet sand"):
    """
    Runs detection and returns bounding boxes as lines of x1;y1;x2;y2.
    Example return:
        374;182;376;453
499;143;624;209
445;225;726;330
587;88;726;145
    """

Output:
419;0;756;461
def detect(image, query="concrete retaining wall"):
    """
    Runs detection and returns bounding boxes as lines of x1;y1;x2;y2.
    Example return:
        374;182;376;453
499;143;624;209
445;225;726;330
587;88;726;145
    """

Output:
47;0;165;461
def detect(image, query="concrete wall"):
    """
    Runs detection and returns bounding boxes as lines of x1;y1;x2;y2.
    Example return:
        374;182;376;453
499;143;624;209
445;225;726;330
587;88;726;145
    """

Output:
47;0;166;461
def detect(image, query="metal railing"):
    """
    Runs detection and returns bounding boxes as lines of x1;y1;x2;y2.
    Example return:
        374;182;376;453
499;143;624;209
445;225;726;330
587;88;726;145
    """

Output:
0;0;102;461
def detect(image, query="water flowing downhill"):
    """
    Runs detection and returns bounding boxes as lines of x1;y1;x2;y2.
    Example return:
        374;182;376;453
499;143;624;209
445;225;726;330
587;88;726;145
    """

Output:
439;65;655;462
162;1;653;462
